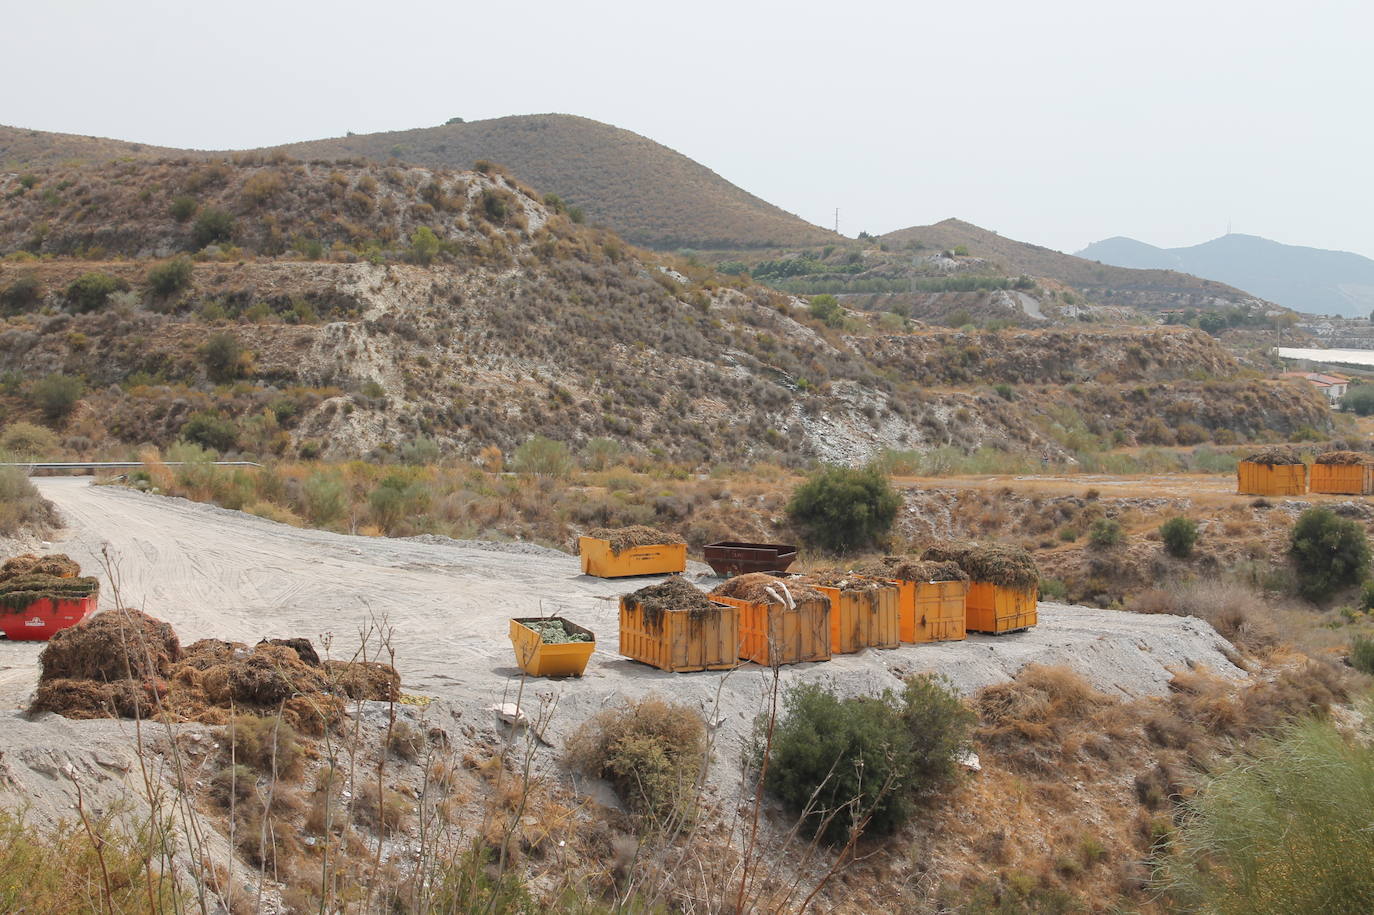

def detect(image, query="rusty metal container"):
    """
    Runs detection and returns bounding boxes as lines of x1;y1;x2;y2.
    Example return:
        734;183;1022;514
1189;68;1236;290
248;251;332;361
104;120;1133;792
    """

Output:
703;542;798;577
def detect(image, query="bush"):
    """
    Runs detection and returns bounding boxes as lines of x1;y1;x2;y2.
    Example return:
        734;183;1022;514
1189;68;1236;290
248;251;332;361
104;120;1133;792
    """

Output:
180;410;239;452
29;373;84;421
1087;518;1124;549
302;473;346;525
201;332;246;382
192;207;234;247
1160;516;1199;558
1161;719;1374;911
1342;384;1374;417
145;256;194;296
0;421;58;458
808;294;843;327
1290;507;1370;602
1350;635;1374;676
409;226;440;264
0;274;42;314
400;436;440;464
581;437;622;471
566;695;707;823
787;464;900;553
169;195;198;222
65;272;126;313
511;436;574;477
224;714;303;779
761;677;971;844
368;474;430;531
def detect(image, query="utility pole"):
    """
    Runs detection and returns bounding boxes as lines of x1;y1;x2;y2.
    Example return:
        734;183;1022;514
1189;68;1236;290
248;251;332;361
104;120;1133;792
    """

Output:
834;208;839;234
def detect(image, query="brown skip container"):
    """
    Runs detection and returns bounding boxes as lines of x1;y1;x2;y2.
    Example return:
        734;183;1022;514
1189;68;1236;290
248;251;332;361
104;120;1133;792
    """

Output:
702;542;799;576
814;583;899;653
711;593;832;666
618;596;740;672
882;578;968;643
1310;462;1374;495
1236;461;1307;496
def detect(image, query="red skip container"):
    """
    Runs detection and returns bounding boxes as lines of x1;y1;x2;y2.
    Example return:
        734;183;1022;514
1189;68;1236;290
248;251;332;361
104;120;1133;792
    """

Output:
0;594;99;641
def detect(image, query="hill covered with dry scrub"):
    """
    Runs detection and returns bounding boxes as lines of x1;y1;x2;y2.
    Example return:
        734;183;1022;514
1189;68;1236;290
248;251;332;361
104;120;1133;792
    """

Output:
0;158;1332;465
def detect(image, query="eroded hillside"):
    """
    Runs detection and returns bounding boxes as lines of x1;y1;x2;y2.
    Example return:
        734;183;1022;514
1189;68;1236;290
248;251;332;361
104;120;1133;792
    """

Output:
0;160;1332;464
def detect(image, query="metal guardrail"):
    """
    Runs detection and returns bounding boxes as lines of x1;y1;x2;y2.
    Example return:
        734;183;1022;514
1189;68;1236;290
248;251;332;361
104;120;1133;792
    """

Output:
2;461;262;471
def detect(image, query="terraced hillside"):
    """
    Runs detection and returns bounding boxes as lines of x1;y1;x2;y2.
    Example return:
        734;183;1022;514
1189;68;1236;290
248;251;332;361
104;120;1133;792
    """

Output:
0;159;1331;465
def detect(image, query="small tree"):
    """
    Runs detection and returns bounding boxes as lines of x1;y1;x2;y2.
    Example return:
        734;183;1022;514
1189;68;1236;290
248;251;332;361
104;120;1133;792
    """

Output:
180;411;239;452
29;374;85;421
808;294;843;327
169;195;198;222
1342;385;1374;417
201;333;245;382
0;274;43;314
192;207;234;248
1161;517;1199;558
1290;507;1370;602
787;464;899;553
408;226;440;265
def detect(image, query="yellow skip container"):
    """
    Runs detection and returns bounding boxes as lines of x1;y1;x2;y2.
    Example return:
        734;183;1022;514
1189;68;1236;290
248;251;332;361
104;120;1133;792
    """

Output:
509;617;596;677
887;578;968;643
618;596;739;672
965;583;1036;634
579;536;687;578
813;583;899;653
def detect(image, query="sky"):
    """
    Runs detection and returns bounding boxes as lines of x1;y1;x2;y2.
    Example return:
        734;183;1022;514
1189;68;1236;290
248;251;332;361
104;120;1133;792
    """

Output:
6;0;1374;258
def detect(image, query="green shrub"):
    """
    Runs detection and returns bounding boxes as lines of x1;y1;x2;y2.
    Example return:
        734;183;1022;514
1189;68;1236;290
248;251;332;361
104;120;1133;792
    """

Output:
400;436;441;465
0;421;58;458
408;226;440;264
1350;635;1374;676
787;464;900;553
1361;580;1374;612
65;272;126;313
1039;578;1068;601
368;474;430;530
808;294;843;327
0;274;42;314
512;436;574;477
145;256;194;296
201;333;245;382
1161;517;1199;558
302;473;346;525
566;696;707;823
1290;507;1370;602
1161;719;1374;911
169;195;198;222
192;207;234;247
180;410;239;452
29;373;84;421
1088;518;1124;549
1342;385;1374;417
761;676;971;845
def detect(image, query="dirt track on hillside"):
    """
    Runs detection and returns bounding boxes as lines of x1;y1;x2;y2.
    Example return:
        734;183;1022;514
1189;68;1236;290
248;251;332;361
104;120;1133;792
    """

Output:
0;478;1247;753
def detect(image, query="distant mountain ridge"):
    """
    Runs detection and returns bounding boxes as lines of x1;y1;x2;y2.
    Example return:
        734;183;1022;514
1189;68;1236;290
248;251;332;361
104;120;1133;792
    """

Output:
881;218;1266;312
1077;233;1374;317
0;115;837;250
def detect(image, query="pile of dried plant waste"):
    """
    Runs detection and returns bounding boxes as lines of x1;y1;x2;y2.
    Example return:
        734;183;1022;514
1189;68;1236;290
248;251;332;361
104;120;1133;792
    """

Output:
1315;450;1372;465
625;575;719;627
0;553;99;611
582;525;685;556
850;556;969;583
28;609;401;734
921;543;1039;590
710;572;827;606
1244;445;1304;465
799;570;890;593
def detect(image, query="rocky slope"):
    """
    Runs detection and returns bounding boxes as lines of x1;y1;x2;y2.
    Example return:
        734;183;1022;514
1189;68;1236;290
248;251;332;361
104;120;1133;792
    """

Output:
0;160;1333;464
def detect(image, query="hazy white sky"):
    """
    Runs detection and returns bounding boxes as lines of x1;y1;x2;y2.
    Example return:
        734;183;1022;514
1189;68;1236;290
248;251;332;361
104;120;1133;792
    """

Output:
6;0;1373;257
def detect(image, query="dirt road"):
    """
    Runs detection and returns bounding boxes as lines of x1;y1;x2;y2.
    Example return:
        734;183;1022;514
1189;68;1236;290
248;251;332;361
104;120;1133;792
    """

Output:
1;478;1245;757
